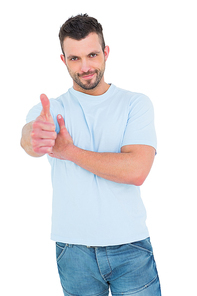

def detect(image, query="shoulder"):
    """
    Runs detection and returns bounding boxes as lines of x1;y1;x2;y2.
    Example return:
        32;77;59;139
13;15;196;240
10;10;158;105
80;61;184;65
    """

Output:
113;85;153;109
49;91;71;113
50;92;68;106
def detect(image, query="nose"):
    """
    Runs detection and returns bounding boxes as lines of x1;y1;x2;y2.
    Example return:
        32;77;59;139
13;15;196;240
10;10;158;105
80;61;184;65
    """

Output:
80;58;91;73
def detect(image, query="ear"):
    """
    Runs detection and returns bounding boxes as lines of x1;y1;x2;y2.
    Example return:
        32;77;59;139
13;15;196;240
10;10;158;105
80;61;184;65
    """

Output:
60;54;67;66
104;46;110;62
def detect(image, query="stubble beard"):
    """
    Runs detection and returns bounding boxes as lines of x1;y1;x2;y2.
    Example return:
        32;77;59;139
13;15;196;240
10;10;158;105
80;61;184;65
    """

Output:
67;62;105;91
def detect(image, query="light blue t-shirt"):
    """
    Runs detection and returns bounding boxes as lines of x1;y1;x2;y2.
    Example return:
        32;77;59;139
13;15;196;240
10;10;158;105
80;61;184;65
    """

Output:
26;84;157;246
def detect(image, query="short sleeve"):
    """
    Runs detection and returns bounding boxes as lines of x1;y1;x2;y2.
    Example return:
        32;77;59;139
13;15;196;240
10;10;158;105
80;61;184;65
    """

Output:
121;94;157;151
26;102;42;123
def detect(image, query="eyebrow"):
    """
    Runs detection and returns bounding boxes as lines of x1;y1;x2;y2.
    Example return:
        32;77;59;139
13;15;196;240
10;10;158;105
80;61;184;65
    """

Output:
67;51;101;60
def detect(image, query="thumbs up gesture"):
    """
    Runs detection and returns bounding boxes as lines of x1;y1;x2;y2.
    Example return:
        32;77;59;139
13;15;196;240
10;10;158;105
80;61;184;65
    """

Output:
31;94;57;155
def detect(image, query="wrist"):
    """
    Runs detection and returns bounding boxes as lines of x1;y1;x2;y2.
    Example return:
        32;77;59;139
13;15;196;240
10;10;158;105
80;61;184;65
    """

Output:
65;144;80;162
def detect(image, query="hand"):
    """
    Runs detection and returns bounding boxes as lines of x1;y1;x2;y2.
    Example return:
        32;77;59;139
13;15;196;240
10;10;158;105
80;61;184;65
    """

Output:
31;94;57;155
48;114;74;160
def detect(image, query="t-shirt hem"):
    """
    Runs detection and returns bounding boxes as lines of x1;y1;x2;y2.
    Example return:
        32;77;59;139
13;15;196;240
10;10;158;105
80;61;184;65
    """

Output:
50;231;149;247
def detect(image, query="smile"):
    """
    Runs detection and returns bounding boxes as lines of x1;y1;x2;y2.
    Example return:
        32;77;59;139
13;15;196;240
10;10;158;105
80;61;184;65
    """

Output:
81;73;96;80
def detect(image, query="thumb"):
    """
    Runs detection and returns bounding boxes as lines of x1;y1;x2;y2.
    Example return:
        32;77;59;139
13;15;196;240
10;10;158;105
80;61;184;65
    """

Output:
57;114;66;131
40;94;51;119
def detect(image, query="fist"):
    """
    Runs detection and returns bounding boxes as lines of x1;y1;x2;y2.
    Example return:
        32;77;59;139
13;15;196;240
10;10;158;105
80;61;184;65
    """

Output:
31;94;57;155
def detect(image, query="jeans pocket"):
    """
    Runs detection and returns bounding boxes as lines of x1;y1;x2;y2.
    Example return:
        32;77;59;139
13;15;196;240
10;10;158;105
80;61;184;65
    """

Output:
56;242;68;263
129;237;153;254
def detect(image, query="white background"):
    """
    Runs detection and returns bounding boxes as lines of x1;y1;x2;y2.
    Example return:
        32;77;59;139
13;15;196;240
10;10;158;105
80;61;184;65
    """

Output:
1;0;196;295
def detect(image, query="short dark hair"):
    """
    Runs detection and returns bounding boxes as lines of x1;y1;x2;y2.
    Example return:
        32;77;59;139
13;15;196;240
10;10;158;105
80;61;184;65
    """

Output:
59;14;105;55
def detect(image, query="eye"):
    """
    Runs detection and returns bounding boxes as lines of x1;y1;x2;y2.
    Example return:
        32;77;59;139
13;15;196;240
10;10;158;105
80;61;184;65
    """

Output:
70;57;78;61
89;53;97;58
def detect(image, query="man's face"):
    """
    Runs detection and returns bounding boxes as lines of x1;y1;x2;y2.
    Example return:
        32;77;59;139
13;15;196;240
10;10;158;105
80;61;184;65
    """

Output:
61;33;109;92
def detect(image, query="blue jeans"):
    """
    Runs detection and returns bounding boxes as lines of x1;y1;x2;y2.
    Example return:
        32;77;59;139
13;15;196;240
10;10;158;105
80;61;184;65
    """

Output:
56;237;161;296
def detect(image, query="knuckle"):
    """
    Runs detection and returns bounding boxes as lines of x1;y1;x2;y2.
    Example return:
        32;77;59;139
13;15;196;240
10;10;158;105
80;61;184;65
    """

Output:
32;120;40;129
31;138;36;146
31;131;37;139
32;121;37;129
31;140;38;150
32;146;39;153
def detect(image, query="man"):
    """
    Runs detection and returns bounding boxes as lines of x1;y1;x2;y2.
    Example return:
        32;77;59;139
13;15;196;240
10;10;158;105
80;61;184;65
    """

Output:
21;14;161;296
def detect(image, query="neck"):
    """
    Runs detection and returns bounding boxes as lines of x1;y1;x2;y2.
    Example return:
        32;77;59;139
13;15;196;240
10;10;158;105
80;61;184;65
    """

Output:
73;80;110;96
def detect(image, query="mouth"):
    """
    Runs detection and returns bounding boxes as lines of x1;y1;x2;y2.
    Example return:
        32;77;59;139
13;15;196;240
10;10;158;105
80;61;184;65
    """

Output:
80;72;96;80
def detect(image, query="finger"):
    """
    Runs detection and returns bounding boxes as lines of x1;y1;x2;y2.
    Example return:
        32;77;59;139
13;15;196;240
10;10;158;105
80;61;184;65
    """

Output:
57;114;66;130
32;138;55;148
33;120;56;132
33;145;53;154
31;129;57;140
40;94;50;119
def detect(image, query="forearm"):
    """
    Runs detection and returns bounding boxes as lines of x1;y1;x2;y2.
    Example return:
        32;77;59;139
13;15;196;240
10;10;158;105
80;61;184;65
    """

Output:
66;146;145;185
49;115;155;185
20;122;44;157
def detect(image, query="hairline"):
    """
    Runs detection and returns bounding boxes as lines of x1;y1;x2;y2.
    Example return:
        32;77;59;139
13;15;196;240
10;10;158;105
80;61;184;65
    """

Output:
61;32;105;56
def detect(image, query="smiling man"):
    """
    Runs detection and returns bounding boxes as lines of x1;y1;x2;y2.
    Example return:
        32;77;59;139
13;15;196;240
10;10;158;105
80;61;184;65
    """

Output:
21;14;161;296
62;32;108;93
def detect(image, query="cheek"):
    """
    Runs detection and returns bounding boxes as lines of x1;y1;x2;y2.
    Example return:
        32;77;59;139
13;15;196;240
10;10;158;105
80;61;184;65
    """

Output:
67;62;78;72
89;59;104;71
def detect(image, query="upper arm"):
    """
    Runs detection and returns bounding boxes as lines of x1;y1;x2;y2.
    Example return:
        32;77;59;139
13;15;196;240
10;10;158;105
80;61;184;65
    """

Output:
121;144;156;185
122;95;157;151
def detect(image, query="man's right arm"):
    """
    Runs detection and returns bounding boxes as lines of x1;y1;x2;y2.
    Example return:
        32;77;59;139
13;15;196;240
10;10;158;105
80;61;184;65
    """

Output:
20;94;57;157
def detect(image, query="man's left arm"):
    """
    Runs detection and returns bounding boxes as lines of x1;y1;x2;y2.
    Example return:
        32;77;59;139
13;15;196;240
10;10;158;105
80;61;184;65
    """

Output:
49;115;155;186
